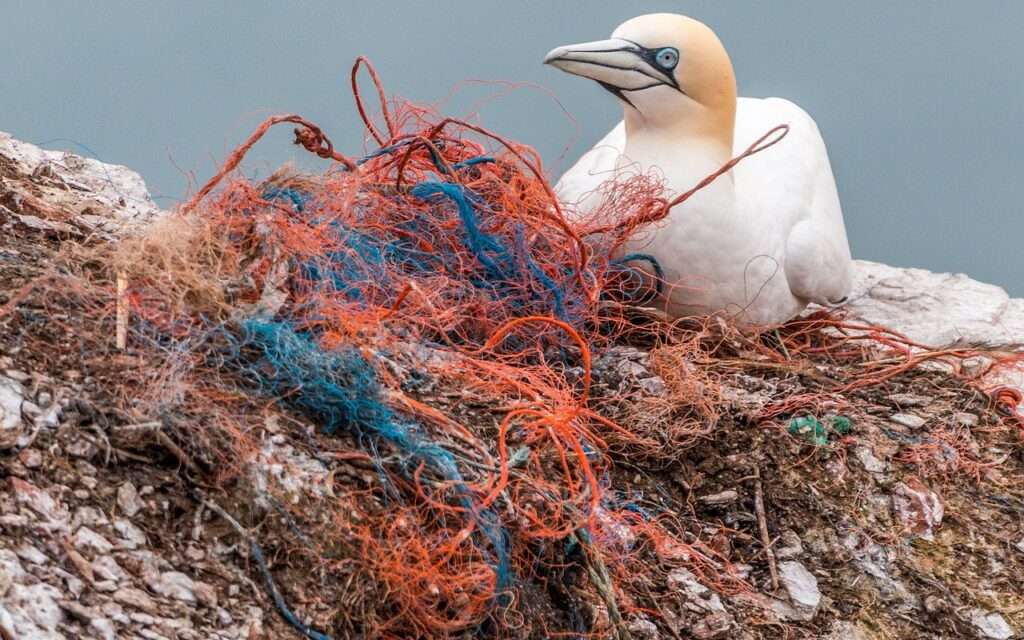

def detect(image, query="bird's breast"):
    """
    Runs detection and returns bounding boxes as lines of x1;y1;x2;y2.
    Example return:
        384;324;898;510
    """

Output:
616;140;796;322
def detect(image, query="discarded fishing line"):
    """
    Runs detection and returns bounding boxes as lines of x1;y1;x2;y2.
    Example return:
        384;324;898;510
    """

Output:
54;55;1020;639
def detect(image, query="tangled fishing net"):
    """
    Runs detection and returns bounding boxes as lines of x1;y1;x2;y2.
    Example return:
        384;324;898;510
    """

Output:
96;58;765;638
27;58;1024;638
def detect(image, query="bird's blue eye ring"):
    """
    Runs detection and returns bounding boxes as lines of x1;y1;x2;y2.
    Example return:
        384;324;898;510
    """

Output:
655;47;679;70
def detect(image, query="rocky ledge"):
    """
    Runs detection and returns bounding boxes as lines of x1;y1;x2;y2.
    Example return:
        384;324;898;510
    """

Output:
1;133;1022;640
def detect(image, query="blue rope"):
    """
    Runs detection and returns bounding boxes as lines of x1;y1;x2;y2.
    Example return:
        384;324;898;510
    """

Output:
411;181;570;320
262;187;309;212
230;319;511;591
609;253;664;302
411;181;510;276
515;225;567;320
250;540;333;640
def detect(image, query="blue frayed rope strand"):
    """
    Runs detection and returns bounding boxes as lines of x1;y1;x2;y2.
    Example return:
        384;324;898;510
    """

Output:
229;319;511;592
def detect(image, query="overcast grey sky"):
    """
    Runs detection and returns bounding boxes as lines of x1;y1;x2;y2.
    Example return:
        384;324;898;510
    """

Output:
3;1;1022;294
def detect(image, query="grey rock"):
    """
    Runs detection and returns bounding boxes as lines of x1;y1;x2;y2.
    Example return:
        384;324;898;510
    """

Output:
19;400;41;419
887;393;930;408
90;617;118;640
6;582;65;633
215;607;233;626
71;506;109;529
1;370;29;383
116;482;143;517
824;620;871;640
893;479;944;540
93;580;118;592
0;376;25;449
627;615;660;639
100;601;130;625
12;478;67;525
954;412;980;427
149;571;196;604
700;490;739;506
130;611;157;625
251;438;329;507
970;610;1013;639
73;527;114;555
0;607;17;639
0;514;29;529
778;561;821;614
842;532;919;610
0;550;27;596
691;611;733;639
844;260;1024;349
35;403;61;429
637;376;667;396
55;568;84;598
732;563;753;581
0;131;163;232
890;413;926;429
112;519;147;549
17;448;43;469
92;556;129;582
667;568;726;613
854;446;889;475
112;587;160;615
775;529;804;561
193;581;218;608
59;599;96;624
65;437;98;459
14;544;47;565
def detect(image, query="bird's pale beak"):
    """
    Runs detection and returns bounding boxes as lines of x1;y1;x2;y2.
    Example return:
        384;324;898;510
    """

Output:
544;38;674;92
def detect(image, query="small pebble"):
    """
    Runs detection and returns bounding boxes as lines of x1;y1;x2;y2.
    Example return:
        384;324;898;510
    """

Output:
18;448;42;469
890;413;926;429
954;412;979;427
700;489;739;505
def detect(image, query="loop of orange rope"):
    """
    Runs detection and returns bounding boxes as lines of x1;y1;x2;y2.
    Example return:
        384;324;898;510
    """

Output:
351;56;398;146
483;316;592;405
181;114;358;213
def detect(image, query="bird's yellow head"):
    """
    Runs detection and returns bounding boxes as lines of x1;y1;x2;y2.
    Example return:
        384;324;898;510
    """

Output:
545;14;736;148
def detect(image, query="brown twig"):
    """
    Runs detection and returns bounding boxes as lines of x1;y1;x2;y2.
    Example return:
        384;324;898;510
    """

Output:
110;420;200;475
752;464;780;592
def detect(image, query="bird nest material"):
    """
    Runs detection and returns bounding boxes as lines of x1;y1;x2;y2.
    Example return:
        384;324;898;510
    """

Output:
10;58;1024;639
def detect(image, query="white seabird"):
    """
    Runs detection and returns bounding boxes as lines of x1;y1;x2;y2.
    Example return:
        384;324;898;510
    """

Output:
546;13;853;326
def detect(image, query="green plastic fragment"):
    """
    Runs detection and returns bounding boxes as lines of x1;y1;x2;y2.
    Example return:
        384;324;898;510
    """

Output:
787;414;853;446
788;415;828;446
830;415;853;435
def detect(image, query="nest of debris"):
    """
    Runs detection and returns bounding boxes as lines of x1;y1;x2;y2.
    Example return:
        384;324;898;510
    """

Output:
2;59;1024;640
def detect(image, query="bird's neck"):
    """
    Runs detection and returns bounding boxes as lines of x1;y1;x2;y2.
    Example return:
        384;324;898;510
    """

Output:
623;104;734;166
622;111;736;199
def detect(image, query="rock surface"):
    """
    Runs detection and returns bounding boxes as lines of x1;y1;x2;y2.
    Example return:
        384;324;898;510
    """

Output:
845;260;1024;349
0;131;161;236
3;130;1024;640
0;376;24;449
971;609;1014;639
0;133;263;639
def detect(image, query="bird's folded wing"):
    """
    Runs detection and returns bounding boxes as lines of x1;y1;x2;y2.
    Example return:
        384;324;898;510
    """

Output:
735;97;853;305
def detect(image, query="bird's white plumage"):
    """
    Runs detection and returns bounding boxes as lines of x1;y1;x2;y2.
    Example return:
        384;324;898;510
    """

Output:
556;97;852;326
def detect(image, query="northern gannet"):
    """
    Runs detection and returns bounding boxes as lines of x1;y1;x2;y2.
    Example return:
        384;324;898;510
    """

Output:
545;13;853;326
